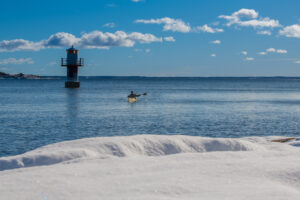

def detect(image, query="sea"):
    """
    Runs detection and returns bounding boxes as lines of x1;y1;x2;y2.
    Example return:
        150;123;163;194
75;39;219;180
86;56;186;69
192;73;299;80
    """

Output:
1;77;300;157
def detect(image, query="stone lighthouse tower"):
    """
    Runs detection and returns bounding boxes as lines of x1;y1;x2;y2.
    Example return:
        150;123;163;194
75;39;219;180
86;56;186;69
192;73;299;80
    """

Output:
61;46;84;88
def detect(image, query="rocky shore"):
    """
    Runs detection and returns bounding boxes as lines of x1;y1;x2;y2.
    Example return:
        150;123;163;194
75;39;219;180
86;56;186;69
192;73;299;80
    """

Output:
0;72;42;79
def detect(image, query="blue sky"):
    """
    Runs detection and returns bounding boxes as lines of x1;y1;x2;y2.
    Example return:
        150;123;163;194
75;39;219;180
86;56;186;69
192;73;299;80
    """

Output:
1;0;300;76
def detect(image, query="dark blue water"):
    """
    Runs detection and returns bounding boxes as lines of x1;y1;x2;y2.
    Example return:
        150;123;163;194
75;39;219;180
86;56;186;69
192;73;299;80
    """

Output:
1;77;300;156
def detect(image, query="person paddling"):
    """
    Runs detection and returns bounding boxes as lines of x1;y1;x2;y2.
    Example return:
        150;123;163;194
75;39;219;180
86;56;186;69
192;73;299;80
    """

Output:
128;91;146;103
128;91;141;98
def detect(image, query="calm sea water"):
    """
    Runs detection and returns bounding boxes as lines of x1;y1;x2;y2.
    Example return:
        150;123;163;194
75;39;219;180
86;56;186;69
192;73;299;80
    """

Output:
1;77;300;156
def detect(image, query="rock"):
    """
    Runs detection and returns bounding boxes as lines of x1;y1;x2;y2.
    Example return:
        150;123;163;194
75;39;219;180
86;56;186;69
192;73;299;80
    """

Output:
271;138;296;143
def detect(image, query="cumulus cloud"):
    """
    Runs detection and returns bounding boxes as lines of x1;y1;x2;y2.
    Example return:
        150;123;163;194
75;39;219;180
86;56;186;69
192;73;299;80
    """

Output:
235;18;280;28
266;48;276;52
211;40;221;44
135;17;191;33
0;58;34;65
127;32;162;43
164;36;175;42
0;31;162;52
259;48;288;55
194;24;224;33
241;51;248;55
79;31;161;48
131;0;144;2
219;8;280;29
233;8;259;19
0;39;43;52
279;24;300;38
44;32;80;47
245;57;254;61
135;17;225;35
276;49;287;54
241;52;254;61
211;54;216;57
257;30;272;35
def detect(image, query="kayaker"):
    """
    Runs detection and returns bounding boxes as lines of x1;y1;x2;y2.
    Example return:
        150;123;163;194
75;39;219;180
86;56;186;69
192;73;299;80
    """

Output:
128;91;141;98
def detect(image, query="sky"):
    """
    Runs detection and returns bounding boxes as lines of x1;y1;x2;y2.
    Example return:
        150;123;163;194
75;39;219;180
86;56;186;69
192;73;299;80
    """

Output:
0;0;300;76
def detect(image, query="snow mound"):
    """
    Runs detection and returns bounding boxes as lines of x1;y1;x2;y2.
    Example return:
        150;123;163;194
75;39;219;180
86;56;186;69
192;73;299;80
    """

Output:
1;135;300;200
289;139;300;147
0;135;264;171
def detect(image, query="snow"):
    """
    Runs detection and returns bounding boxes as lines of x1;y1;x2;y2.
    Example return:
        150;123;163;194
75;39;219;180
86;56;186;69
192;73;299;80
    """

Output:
0;135;299;200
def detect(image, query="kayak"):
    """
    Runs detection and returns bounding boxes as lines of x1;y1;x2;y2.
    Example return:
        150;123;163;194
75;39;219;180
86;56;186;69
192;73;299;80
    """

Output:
128;97;138;103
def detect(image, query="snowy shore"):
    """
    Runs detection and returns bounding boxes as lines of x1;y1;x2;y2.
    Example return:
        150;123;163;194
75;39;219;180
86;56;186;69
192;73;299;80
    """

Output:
0;135;299;199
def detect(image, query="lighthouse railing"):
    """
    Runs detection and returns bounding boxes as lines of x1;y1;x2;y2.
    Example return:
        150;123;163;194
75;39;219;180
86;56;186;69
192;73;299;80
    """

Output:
61;58;84;66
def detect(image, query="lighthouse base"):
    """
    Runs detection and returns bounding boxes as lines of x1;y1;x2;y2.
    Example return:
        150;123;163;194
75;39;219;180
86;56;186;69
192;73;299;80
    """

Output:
65;81;80;88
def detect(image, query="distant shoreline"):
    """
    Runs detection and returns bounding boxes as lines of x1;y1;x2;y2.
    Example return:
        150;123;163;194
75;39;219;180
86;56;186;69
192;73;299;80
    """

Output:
2;72;300;79
0;72;58;80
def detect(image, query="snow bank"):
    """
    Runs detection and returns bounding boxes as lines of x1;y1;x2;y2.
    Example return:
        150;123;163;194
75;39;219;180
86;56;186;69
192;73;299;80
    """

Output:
289;139;300;147
0;135;264;171
0;135;299;200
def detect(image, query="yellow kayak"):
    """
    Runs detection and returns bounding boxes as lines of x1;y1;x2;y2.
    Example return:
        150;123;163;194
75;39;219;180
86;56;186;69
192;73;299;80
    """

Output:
128;97;138;103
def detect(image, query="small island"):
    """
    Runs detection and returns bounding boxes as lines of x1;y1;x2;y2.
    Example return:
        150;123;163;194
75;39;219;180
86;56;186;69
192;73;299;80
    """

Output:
0;72;43;79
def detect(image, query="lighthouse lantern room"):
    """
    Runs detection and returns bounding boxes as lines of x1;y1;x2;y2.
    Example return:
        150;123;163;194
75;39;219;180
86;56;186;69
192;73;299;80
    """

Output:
61;46;84;88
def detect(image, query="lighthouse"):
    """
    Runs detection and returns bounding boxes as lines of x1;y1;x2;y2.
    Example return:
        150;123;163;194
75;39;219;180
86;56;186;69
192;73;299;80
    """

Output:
61;46;84;88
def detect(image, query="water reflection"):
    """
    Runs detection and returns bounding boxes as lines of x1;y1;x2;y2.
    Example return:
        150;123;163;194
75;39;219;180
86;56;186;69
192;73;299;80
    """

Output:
65;89;80;138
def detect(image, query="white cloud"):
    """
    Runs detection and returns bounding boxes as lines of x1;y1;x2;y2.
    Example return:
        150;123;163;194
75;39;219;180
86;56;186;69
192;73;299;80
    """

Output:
295;61;300;64
135;18;225;35
132;0;144;2
259;48;288;55
103;22;116;28
241;51;248;55
211;40;221;44
0;33;79;52
0;58;34;65
245;57;254;61
0;31;162;52
279;24;300;38
266;48;276;52
135;17;191;33
235;18;280;28
44;32;80;48
0;39;43;52
276;49;287;54
164;36;175;42
145;48;151;53
211;54;216;57
257;30;272;35
194;24;224;33
258;52;267;55
233;8;259;19
127;32;162;43
219;8;280;29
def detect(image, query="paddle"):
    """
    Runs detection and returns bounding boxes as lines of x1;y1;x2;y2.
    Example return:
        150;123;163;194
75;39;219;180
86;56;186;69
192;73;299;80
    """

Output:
128;92;147;98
